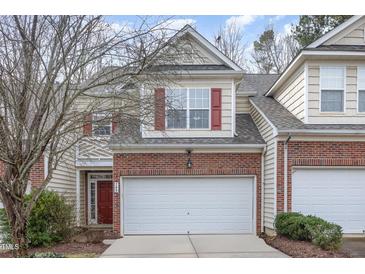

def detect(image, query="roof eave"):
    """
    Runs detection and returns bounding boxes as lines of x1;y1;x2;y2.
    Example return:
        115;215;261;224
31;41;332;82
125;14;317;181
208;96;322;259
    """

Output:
109;143;266;150
306;16;363;48
278;129;365;135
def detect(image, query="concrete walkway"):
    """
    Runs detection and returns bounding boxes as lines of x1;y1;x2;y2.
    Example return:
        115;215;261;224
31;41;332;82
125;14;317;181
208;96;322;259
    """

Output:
100;234;288;258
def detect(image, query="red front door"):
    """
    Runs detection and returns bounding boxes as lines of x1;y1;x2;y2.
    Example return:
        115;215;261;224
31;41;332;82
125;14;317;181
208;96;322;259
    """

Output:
97;181;113;224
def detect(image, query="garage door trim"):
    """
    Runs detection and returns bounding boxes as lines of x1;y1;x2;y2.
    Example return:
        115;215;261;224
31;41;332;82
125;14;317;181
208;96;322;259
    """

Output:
292;167;365;234
119;175;257;236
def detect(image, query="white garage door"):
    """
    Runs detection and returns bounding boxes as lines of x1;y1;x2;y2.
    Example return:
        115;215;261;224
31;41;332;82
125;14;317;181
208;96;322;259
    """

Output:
123;177;254;234
292;168;365;233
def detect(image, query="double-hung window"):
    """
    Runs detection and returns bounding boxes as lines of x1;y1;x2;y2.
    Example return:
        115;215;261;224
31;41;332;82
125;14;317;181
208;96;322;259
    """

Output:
166;88;210;129
92;113;112;136
320;66;345;112
358;67;365;112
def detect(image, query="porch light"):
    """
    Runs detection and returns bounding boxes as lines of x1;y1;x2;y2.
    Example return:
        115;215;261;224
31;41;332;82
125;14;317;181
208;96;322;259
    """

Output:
186;149;193;169
114;181;119;193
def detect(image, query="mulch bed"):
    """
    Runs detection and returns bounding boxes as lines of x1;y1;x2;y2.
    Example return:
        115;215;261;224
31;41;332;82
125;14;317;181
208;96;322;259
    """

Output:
262;235;350;258
0;242;109;258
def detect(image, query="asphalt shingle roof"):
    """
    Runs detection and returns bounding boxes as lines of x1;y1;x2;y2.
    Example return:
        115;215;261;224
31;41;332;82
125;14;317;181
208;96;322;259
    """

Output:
250;96;365;131
238;74;280;95
109;114;265;147
307;45;365;52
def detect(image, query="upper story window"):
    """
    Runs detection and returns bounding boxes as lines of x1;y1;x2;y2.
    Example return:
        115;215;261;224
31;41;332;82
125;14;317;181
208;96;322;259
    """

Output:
166;88;210;129
92;113;111;136
320;66;345;112
358;67;365;112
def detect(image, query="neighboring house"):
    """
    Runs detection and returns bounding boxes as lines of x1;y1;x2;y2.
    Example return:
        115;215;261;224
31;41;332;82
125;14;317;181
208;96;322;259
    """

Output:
1;16;365;237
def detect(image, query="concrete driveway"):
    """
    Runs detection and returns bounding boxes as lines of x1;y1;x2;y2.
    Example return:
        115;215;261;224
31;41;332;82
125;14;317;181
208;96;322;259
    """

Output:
341;238;365;257
100;234;288;258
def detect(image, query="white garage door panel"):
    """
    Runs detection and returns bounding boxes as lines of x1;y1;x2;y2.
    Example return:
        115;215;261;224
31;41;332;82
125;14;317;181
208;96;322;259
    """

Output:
292;169;365;233
123;177;254;234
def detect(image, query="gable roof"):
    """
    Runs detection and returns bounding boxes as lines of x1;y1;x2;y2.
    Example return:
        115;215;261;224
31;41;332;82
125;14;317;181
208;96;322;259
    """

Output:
307;16;363;48
174;25;243;71
265;16;365;97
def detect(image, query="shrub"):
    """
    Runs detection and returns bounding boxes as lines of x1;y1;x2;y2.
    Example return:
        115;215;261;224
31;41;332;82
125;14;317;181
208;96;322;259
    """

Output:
0;190;75;247
274;212;311;241
274;212;342;251
0;208;12;244
26;190;75;247
306;216;343;251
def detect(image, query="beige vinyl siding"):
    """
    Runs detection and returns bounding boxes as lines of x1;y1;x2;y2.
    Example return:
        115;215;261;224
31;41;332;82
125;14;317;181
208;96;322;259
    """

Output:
47;149;76;205
307;61;365;124
236;95;250;113
250;102;277;229
79;171;86;226
274;67;305;121
332;23;365;46
143;78;233;138
174;36;222;64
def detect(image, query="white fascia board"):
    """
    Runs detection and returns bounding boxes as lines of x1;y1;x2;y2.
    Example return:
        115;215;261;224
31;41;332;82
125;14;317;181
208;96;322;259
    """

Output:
249;98;279;137
75;160;113;167
153;70;244;78
178;26;243;71
278;129;365;135
307;16;363;48
265;52;304;96
109;143;266;150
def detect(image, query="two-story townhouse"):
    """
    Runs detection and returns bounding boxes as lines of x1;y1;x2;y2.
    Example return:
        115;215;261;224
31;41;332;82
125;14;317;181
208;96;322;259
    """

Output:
3;16;365;238
109;17;365;237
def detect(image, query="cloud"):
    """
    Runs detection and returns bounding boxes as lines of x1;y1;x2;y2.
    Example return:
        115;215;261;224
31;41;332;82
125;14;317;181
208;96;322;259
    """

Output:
225;15;258;29
283;23;292;35
161;18;197;30
268;15;285;24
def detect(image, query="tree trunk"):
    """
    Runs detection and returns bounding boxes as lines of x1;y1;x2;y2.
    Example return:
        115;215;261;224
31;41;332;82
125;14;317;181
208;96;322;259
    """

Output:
10;207;29;257
1;192;30;257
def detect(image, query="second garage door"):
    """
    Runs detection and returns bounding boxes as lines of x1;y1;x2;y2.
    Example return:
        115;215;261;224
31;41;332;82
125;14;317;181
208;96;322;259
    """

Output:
123;177;254;235
292;168;365;233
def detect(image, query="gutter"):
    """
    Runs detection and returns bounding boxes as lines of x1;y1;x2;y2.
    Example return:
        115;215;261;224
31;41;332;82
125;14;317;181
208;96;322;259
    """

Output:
108;143;266;150
278;129;365;135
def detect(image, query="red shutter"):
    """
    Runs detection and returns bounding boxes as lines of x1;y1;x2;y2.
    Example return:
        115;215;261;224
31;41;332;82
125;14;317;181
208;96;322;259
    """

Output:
211;88;222;130
83;114;92;136
112;113;119;134
154;88;165;130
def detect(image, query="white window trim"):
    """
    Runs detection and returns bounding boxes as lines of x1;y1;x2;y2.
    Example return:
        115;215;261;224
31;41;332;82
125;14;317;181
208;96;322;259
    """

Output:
165;87;211;130
357;66;365;113
319;65;346;113
92;113;112;137
87;172;113;225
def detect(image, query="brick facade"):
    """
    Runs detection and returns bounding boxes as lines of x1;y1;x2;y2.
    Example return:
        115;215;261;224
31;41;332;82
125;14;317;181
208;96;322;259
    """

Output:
277;141;365;213
0;155;45;188
113;152;262;235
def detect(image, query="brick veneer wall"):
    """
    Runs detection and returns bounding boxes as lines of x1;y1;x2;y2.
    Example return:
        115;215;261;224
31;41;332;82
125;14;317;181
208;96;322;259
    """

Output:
0;155;45;188
277;141;365;213
113;152;262;235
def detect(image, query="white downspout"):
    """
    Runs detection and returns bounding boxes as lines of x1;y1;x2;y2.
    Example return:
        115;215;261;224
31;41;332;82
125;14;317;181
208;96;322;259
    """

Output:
76;169;81;227
261;145;267;233
284;134;291;213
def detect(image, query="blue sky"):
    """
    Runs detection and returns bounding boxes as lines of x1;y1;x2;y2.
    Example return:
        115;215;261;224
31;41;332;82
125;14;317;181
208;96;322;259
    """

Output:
107;15;299;49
